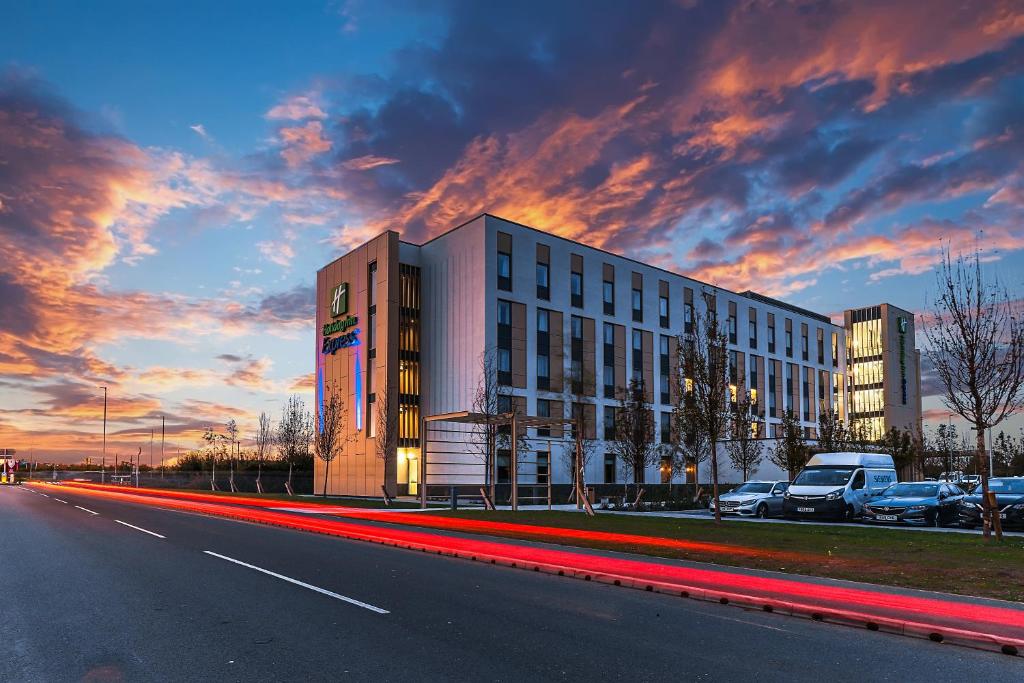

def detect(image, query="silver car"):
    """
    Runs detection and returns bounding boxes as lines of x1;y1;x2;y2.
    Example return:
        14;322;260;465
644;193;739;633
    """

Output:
709;481;790;518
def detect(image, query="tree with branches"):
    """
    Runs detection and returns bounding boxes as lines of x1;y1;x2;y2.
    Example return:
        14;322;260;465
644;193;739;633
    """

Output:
769;411;809;479
277;394;313;495
816;409;850;453
925;247;1024;540
677;304;731;522
471;350;503;502
314;385;350;497
725;391;764;482
877;426;917;478
373;386;400;502
993;430;1024;476
609;378;658;501
253;411;273;493
562;366;599;505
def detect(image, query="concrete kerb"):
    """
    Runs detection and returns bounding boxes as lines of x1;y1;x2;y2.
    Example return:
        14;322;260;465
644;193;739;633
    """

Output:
31;483;1024;658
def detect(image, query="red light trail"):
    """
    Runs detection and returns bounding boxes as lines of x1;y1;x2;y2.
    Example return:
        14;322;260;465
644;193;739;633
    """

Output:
31;481;1024;653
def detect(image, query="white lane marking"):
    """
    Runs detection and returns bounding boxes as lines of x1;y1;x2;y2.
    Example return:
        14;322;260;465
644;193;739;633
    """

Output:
39;493;50;497
74;505;99;515
115;520;166;539
54;498;68;504
202;551;389;614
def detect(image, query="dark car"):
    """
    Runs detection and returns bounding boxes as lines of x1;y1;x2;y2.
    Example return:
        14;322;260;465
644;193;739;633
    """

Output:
861;482;965;527
958;477;1024;529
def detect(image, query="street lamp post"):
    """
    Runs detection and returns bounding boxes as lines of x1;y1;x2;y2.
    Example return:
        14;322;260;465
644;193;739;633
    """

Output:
100;386;107;484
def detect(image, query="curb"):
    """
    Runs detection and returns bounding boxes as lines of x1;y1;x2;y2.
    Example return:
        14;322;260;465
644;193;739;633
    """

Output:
32;483;1024;657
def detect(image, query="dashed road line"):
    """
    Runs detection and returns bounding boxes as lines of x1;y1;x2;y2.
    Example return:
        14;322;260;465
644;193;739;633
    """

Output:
115;520;166;539
74;505;99;515
202;551;389;614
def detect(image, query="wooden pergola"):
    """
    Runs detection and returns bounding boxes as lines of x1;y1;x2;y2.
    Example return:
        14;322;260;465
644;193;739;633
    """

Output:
420;410;593;514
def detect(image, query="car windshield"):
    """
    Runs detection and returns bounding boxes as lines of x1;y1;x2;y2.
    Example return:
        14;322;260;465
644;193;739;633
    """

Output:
793;467;854;487
988;479;1024;494
881;484;938;498
734;483;773;494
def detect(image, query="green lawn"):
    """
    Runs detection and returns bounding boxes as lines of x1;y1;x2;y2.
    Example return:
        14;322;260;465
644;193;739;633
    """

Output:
423;510;1024;602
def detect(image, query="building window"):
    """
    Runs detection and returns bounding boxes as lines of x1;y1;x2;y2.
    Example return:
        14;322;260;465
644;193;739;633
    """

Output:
803;375;811;421
570;271;583;308
802;330;809;361
785;328;793;357
603;280;615;316
536;261;550;300
749;355;759;406
785;364;793;413
536;398;550;438
604;453;616;483
661;412;672;445
768;324;776;353
659;295;669;328
817;328;825;365
631;329;643;383
497;300;512;385
603;322;615;399
538;308;550;333
749;319;757;349
728;312;737;344
659;335;670;404
497;250;511;291
604;406;616;441
632;287;643;323
537;452;550;484
768;363;777;418
537;354;550;389
831;332;839;368
729;350;738;386
684;302;694;334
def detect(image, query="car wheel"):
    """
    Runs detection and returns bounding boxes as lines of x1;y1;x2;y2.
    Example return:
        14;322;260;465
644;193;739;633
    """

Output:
930;511;942;528
756;503;768;519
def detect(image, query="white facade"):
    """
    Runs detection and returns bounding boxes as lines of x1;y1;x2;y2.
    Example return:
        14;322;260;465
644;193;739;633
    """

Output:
405;214;848;486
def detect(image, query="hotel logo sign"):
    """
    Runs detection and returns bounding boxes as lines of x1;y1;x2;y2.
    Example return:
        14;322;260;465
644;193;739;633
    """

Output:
897;315;908;405
330;282;349;318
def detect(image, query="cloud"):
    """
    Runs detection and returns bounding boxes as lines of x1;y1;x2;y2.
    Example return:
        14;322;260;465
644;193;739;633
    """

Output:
278;120;332;168
257;239;297;267
342;155;401;171
265;93;326;121
190;123;210;139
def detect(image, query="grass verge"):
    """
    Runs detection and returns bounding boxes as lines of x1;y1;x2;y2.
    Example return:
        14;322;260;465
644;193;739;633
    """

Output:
420;510;1024;602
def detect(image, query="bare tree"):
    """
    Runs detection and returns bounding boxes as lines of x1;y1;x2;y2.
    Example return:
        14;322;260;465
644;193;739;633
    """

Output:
253;411;273;494
471;350;503;502
677;305;731;523
816;409;850;453
769;411;809;480
932;423;960;477
373;387;399;502
925;247;1024;540
314;386;350;497
225;418;239;492
562;366;599;504
877;427;916;479
725;391;764;482
609;378;658;500
277;394;313;495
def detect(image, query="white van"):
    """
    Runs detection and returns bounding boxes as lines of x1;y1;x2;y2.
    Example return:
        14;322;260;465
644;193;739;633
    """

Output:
783;452;897;521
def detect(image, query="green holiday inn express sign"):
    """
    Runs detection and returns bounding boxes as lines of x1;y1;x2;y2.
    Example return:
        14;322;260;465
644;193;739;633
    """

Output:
330;282;349;318
322;281;360;354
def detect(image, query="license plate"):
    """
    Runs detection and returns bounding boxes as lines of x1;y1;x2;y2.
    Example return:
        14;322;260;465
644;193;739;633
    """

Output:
797;507;815;513
878;514;899;521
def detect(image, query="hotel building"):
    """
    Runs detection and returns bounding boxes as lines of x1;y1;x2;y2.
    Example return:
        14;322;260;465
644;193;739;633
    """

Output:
315;214;919;496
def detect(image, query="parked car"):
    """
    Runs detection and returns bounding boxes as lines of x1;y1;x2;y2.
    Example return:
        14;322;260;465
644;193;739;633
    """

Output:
937;471;964;483
958;477;1024;529
709;481;789;518
784;452;897;521
960;474;981;491
861;482;965;527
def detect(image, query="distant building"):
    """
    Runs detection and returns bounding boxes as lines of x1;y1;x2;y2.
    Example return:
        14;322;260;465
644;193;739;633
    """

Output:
843;304;922;441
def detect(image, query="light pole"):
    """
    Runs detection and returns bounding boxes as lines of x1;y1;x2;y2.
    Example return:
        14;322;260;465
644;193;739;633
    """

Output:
100;386;107;484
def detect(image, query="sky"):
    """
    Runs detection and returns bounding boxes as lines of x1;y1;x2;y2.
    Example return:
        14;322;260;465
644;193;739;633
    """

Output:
2;0;1023;464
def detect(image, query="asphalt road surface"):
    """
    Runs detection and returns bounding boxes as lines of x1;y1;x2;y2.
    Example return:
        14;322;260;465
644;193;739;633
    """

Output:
2;486;1020;682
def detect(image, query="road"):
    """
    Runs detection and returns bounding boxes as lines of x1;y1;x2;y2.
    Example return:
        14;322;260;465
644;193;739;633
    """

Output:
2;486;1020;682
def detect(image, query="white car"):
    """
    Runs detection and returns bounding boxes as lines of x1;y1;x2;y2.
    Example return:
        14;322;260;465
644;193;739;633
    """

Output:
709;481;790;518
